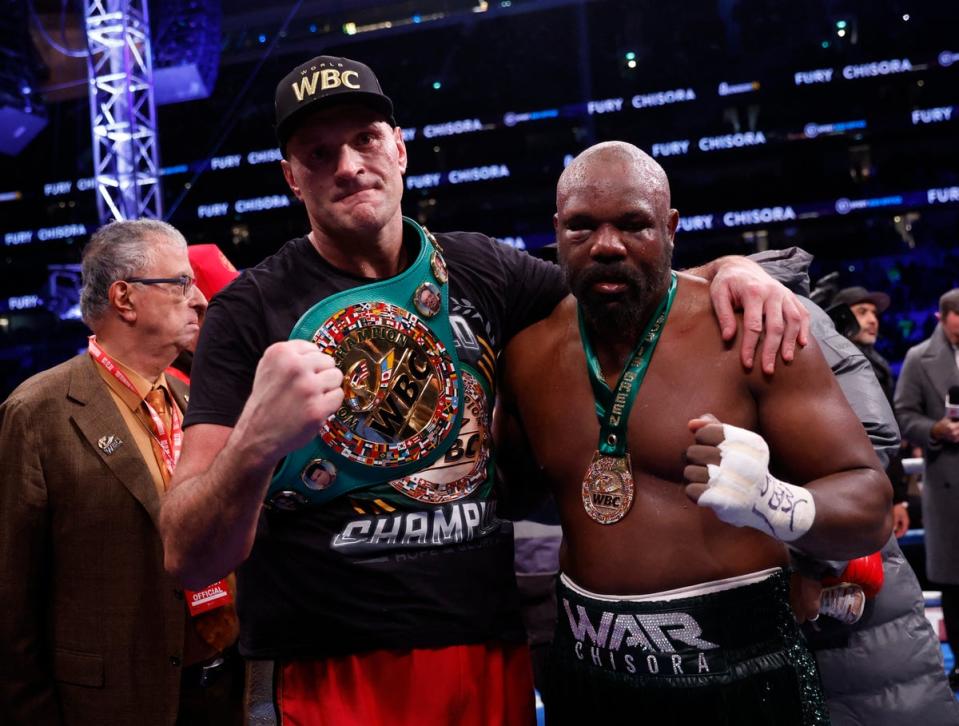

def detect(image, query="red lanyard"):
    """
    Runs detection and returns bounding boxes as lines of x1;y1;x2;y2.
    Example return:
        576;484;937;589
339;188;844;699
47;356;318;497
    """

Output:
88;336;182;476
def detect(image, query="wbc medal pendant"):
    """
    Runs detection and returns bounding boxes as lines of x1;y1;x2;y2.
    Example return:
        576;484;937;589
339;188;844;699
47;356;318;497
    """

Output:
582;450;634;524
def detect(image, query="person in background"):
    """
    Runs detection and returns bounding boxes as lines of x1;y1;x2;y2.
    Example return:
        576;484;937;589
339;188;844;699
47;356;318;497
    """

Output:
895;287;959;691
831;285;910;536
768;269;959;724
167;244;240;385
0;219;242;725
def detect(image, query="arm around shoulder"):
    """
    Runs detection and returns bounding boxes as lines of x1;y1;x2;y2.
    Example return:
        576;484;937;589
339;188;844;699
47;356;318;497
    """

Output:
687;255;810;374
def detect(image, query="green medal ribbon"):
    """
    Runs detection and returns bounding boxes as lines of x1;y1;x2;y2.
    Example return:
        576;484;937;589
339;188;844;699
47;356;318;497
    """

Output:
578;272;677;457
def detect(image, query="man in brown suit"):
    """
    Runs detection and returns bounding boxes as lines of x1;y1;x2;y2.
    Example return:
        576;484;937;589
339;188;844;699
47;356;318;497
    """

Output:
0;219;239;725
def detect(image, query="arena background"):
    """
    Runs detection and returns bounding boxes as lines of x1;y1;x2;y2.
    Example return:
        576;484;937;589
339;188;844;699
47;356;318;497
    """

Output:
2;0;959;400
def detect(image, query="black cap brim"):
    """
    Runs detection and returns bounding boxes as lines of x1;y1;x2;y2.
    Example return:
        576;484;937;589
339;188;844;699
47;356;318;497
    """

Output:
276;93;396;152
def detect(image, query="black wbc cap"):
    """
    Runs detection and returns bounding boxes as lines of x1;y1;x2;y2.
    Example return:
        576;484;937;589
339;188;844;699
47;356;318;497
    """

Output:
274;55;396;150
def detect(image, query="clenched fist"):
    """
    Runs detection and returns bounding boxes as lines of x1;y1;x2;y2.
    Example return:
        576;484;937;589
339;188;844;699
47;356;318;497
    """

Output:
237;340;345;464
684;413;816;543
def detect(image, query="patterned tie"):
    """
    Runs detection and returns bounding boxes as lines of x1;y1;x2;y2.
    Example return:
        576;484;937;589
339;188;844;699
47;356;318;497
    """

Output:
143;387;239;653
143;388;174;485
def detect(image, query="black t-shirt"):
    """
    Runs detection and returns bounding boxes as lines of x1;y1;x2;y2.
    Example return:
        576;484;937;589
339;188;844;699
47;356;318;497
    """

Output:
186;226;566;658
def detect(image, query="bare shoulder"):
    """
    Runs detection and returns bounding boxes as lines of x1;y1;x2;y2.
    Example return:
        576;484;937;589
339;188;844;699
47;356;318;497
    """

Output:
747;331;832;391
500;294;577;402
506;294;577;361
667;272;728;343
673;271;713;311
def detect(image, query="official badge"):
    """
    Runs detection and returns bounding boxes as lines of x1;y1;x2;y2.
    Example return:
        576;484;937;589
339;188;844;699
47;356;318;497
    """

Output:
581;451;634;524
413;282;442;318
97;434;123;455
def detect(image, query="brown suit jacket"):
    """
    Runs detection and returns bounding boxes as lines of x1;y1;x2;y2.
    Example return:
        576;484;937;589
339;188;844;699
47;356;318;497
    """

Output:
0;354;191;725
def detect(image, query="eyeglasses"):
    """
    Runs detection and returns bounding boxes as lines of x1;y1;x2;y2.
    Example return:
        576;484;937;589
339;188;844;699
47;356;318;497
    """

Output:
126;275;195;297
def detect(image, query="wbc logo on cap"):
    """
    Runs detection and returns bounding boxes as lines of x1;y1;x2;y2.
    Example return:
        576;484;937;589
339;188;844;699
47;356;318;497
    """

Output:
291;63;361;103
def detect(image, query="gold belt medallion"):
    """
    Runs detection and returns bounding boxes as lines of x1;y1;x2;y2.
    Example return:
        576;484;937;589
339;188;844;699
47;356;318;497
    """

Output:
312;301;459;469
390;369;490;503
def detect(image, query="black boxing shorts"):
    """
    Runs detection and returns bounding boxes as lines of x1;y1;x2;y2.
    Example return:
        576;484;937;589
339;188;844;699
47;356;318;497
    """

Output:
545;568;829;725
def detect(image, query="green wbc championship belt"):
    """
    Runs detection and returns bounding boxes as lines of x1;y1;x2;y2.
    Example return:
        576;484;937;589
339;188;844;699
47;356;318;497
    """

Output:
267;218;464;508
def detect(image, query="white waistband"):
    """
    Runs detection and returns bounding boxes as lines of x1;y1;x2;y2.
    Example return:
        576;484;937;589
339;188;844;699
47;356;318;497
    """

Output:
559;567;782;603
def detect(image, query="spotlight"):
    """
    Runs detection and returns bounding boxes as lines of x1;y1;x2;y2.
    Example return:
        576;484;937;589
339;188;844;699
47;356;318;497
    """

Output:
625;51;636;61
837;28;847;38
432;81;442;90
627;59;637;69
835;20;847;29
902;13;910;21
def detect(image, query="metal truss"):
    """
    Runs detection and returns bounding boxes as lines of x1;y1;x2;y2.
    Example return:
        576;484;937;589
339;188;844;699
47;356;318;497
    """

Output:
84;0;162;222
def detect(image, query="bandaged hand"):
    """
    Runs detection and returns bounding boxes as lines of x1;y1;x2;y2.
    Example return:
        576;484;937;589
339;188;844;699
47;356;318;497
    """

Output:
705;256;809;374
684;414;815;542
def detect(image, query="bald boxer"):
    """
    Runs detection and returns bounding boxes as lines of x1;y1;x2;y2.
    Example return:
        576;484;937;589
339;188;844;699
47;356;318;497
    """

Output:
497;142;892;725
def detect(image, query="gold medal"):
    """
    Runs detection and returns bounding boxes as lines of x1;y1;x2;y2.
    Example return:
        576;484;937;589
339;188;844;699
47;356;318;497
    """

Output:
581;450;634;524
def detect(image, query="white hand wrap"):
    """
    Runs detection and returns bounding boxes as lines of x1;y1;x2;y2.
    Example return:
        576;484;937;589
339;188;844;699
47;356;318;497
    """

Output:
698;424;815;542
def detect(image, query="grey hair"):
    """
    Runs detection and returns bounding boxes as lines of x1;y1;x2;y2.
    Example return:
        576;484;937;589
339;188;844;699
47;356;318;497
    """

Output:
80;218;187;326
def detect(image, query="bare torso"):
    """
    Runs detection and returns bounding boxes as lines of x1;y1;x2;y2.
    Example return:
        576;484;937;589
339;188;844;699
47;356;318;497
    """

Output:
503;273;788;594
